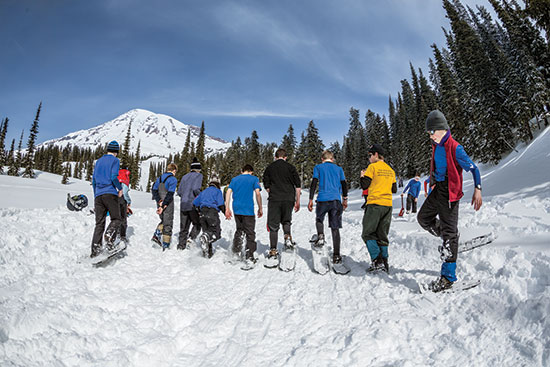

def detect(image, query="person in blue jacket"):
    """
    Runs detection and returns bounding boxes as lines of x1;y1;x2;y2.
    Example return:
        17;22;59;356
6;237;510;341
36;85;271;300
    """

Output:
193;175;225;258
417;110;483;292
90;140;123;258
401;174;422;214
151;163;178;250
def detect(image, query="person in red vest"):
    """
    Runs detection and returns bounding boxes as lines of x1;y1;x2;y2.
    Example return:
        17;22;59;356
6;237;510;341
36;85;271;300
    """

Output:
417;110;483;292
117;166;132;244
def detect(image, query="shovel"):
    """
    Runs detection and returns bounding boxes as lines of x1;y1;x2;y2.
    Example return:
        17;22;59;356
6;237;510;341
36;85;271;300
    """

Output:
398;196;405;217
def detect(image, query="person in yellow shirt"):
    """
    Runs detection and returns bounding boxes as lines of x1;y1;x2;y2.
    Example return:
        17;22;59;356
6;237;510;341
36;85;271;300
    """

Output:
360;144;397;273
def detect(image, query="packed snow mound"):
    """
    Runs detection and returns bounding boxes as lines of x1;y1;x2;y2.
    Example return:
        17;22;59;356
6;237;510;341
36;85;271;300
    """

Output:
39;108;231;157
1;127;549;366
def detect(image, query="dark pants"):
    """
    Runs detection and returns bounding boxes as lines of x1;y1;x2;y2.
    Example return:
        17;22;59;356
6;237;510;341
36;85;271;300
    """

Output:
233;215;256;260
200;207;221;243
267;200;294;249
406;194;417;213
118;198;128;238
361;204;392;260
179;209;201;247
156;202;175;244
417;180;459;263
91;194;121;256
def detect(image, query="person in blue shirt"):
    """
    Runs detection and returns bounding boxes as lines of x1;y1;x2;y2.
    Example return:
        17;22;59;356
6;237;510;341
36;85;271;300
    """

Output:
307;150;348;265
151;163;178;251
418;110;483;292
401;174;422;214
225;164;263;267
90;140;123;258
193;175;225;258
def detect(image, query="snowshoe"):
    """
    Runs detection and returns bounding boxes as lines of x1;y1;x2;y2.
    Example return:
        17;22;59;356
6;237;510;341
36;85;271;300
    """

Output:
331;254;350;275
91;239;126;266
310;234;329;275
279;236;297;272
264;249;279;269
151;229;162;247
240;258;257;271
458;232;496;253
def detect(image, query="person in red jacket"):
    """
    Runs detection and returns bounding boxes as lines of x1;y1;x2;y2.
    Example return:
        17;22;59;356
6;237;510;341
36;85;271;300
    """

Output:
417;110;483;292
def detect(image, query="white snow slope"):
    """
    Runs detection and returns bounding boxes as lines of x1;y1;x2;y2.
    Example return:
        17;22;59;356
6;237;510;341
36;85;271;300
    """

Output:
39;109;231;157
1;127;550;366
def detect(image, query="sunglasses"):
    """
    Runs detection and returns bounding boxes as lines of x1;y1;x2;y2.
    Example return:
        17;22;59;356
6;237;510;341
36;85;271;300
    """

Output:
428;130;436;135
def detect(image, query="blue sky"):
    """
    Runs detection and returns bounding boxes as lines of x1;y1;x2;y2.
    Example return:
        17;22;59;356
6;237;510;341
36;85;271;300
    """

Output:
0;0;490;146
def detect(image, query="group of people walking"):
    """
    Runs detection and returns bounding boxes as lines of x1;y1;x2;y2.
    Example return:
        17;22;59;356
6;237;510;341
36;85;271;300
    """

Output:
90;110;483;291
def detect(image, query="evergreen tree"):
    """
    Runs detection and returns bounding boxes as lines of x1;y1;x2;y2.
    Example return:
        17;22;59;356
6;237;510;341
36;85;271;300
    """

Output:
196;122;206;188
86;156;93;181
7;139;17;176
130;140;141;189
329;141;342;163
177;130;191;181
280;124;297;162
120;122;132;169
298;121;324;187
12;130;24;176
0;118;8;174
244;130;260;169
23;102;41;178
61;163;70;184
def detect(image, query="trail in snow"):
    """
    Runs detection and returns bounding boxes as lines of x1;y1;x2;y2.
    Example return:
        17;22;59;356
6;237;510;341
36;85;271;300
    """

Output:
1;127;549;366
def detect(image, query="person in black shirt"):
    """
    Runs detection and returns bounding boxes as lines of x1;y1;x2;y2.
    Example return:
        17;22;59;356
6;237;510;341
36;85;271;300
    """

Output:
262;148;301;262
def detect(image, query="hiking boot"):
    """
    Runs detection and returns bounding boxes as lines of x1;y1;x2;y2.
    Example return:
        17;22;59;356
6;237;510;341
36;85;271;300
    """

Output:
333;254;343;264
162;242;170;251
429;276;454;292
267;249;279;259
152;229;162;246
367;256;387;273
284;235;295;250
90;244;102;258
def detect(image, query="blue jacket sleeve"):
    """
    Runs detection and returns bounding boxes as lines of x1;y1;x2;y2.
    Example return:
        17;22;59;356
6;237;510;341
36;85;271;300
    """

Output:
403;180;412;194
193;193;202;208
456;145;481;186
110;159;122;191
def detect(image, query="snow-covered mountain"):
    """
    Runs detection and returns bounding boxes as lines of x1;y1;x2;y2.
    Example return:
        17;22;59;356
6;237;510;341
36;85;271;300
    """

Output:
39;109;230;157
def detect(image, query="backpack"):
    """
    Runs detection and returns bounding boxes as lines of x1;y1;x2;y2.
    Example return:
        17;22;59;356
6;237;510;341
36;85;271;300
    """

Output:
67;193;88;211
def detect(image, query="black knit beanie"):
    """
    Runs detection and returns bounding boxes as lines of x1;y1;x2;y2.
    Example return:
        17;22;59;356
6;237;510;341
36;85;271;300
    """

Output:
190;157;201;170
425;110;449;131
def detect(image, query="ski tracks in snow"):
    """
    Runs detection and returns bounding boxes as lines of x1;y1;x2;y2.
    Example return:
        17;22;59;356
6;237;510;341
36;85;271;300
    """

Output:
1;193;550;366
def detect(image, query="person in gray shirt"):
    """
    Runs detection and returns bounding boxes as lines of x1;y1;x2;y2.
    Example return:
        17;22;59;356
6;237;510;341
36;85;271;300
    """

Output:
177;157;203;250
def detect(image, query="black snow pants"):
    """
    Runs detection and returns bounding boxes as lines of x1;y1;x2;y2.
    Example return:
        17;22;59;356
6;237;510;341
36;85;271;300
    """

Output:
417;180;459;262
233;214;256;260
91;194;121;256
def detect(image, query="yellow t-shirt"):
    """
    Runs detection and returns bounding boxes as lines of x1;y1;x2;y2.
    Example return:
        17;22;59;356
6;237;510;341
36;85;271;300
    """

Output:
364;160;396;207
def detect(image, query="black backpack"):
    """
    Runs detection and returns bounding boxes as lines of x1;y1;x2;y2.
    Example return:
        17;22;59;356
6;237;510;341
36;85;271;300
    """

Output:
67;193;88;211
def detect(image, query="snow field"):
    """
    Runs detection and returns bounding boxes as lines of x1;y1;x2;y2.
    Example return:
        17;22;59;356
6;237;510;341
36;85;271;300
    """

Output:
1;127;549;366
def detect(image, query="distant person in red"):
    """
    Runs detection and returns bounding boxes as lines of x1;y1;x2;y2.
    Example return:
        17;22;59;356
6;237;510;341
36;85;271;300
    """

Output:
117;166;132;244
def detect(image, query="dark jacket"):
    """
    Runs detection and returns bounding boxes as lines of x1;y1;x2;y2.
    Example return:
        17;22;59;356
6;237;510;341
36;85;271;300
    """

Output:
263;159;301;202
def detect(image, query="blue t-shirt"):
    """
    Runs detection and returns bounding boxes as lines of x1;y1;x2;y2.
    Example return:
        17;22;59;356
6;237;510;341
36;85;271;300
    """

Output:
312;162;346;202
228;174;261;216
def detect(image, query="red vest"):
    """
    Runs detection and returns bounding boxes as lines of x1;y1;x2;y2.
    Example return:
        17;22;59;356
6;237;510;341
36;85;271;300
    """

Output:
118;169;130;187
429;135;463;202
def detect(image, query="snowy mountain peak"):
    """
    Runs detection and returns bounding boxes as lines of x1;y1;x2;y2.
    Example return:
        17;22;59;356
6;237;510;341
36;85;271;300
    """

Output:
39;109;230;157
